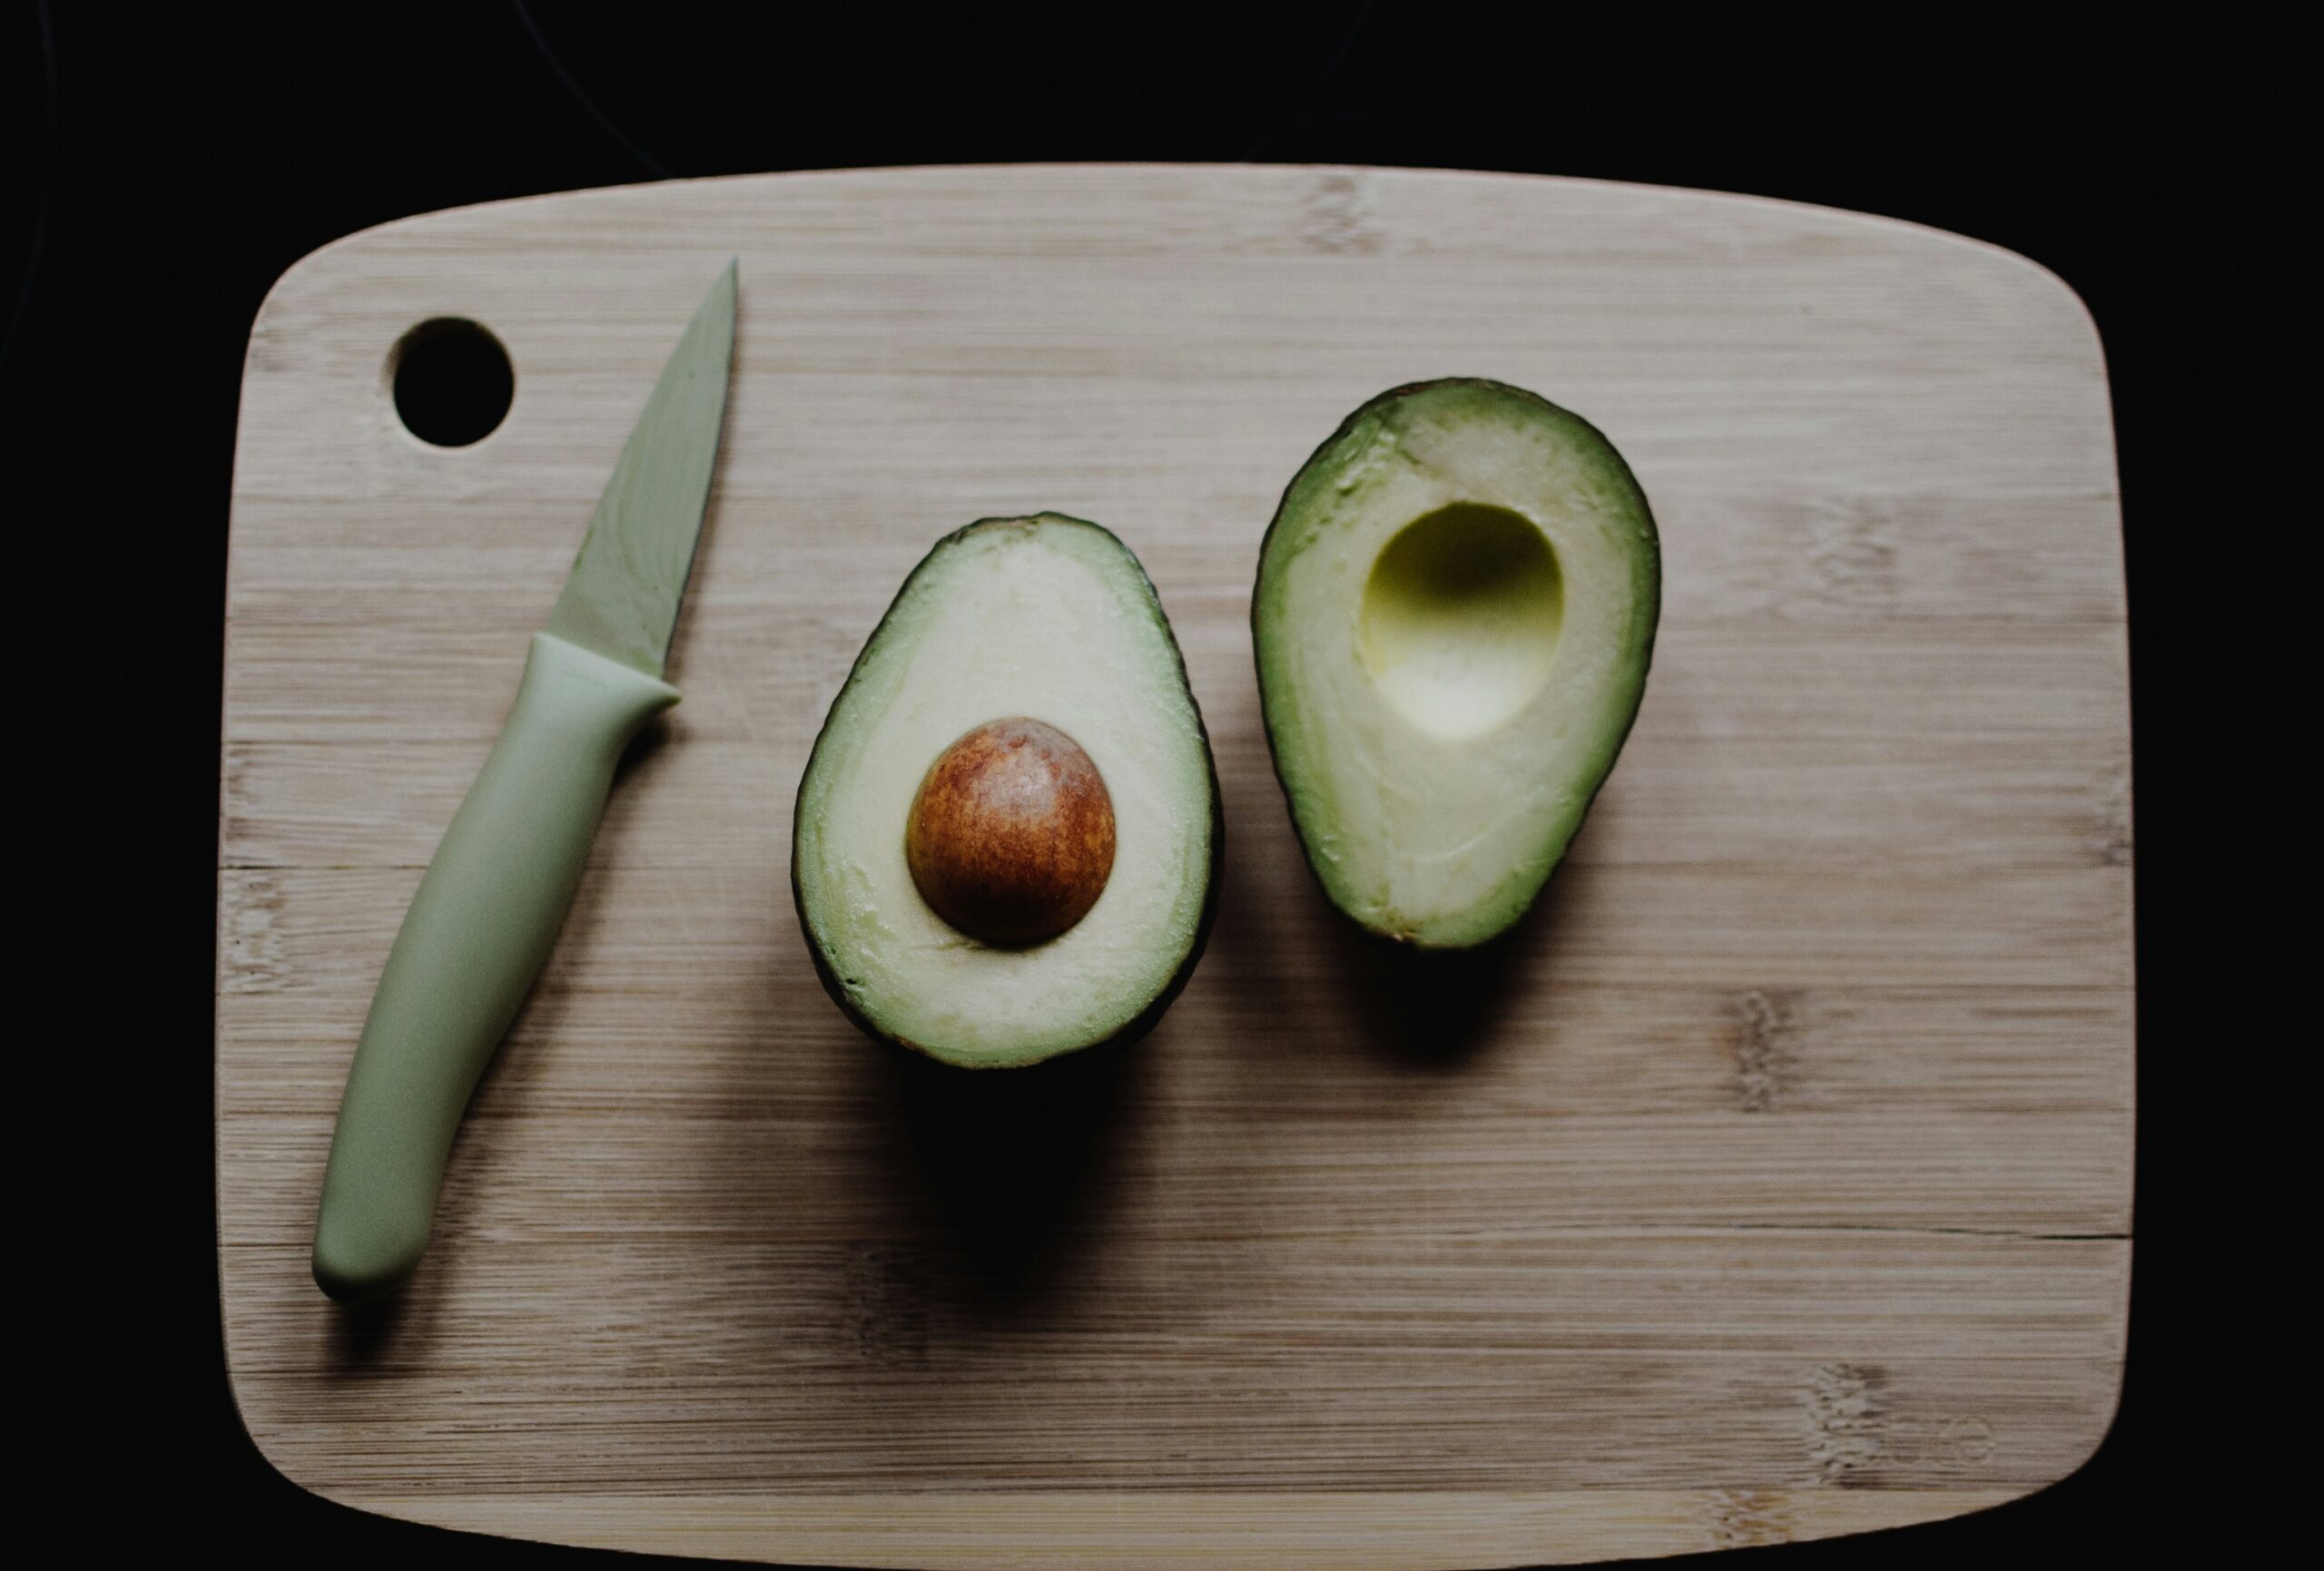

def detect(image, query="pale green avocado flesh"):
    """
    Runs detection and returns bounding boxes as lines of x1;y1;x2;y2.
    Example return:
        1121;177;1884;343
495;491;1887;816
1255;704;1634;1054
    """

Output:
1255;379;1660;948
794;515;1218;1067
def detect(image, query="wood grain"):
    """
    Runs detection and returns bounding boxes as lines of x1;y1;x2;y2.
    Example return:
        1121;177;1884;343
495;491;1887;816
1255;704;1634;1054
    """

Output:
216;165;2132;1567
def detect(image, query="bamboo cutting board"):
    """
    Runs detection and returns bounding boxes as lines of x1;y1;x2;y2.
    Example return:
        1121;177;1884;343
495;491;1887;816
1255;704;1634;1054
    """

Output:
217;165;2132;1568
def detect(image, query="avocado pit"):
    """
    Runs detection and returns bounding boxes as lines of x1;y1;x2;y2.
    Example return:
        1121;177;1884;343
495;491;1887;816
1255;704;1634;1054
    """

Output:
905;717;1116;947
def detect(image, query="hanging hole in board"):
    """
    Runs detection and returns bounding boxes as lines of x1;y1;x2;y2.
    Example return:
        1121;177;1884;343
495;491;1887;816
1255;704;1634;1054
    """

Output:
388;318;514;447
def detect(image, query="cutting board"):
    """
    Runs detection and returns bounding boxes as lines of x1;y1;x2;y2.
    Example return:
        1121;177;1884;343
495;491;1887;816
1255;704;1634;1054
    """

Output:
216;165;2132;1568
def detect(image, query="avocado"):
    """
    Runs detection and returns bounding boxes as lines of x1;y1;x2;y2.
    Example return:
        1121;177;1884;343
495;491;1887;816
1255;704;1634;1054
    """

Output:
793;514;1220;1067
1253;379;1660;948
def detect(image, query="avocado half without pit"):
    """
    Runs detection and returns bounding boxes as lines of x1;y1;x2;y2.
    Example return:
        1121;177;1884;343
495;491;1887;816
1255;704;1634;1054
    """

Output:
793;515;1221;1068
1254;378;1661;948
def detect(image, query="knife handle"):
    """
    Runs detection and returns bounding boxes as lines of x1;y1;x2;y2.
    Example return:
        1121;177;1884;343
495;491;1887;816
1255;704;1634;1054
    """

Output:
312;632;679;1303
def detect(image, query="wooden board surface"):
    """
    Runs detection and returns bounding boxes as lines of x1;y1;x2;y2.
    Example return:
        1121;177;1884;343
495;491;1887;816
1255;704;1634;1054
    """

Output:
216;165;2132;1568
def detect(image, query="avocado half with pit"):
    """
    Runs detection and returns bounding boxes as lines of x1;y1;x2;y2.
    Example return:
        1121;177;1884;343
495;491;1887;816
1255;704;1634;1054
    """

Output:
1254;379;1660;948
793;514;1221;1067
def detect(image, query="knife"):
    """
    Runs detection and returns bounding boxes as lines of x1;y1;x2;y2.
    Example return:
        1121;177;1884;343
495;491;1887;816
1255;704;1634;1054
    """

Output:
312;261;738;1304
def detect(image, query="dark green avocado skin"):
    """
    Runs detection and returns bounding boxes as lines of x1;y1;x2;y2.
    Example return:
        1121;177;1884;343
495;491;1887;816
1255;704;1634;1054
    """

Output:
790;514;1224;1067
1251;378;1663;948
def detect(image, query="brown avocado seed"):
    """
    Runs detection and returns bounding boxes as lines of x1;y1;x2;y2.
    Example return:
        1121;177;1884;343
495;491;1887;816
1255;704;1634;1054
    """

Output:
905;718;1117;947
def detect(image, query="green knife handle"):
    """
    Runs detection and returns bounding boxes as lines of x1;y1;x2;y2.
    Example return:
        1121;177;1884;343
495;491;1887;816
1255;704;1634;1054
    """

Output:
312;632;680;1303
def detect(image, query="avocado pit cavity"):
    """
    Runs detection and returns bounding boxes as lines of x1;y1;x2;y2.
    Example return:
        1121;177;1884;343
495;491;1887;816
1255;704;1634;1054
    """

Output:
1358;501;1563;741
905;717;1116;947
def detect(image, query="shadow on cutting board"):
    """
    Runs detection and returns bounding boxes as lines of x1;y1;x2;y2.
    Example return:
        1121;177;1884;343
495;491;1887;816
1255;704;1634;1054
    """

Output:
1314;855;1580;1070
873;1030;1149;1311
1197;721;1587;1074
330;1292;409;1363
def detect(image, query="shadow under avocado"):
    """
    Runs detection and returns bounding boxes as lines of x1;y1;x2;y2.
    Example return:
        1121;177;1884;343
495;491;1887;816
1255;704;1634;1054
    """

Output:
1315;849;1582;1070
873;1029;1147;1311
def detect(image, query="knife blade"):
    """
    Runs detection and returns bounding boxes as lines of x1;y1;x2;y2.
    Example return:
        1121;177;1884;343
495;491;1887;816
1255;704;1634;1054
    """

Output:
312;261;738;1304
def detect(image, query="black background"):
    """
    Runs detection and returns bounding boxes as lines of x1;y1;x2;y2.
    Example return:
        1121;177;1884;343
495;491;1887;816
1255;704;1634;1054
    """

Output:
11;2;2288;1563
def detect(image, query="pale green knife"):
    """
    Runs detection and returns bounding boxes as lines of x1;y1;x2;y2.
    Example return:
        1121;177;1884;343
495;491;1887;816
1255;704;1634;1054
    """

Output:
313;262;737;1304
